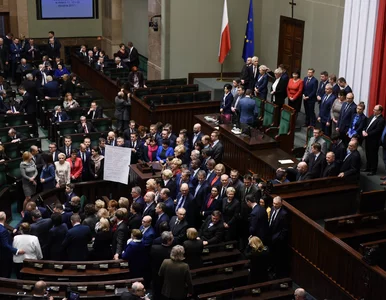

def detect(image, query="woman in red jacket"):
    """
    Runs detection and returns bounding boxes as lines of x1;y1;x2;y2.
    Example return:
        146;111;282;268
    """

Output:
286;69;304;117
66;149;83;183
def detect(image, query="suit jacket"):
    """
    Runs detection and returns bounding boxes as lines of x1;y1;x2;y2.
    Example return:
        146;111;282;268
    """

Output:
156;146;174;163
220;92;233;114
140;225;156;247
319;94;336;123
322;162;339;177
364;115;385;145
112;221;129;256
20;91;37;114
127;140;143;164
247;65;259;90
9;43;22;61
348;113;367;138
302;76;318;102
88;157;104;180
128;71;145;88
120;292;142;300
122;240;149;278
128;47;140;68
183;239;203;269
30;218;53;251
269;207;288;245
47;223;68;260
240;184;259;219
114;96;131;121
127;213;142;232
60;145;77;158
249;204;269;242
193;181;210;207
337;102;357;134
164;179;177;200
43;81;60;98
169;216;188;244
221;198;240;227
150;244;172;279
271;76;288;107
62;224;92;260
175;193;196;227
77;121;97;133
155;213;170;236
307;152;326;179
238;96;258;125
51;111;70;123
16;63;32;74
86;107;103;119
7;131;28;143
199;216;224;244
317;80;329;99
0;44;9;66
255;73;268;99
340;149;361;180
201;195;221;217
23;43;40;61
0;224;17;262
210;141;224;163
46;43;61;59
142;202;156;220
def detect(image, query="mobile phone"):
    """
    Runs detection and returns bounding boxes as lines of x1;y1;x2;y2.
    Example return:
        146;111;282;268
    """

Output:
68;291;80;300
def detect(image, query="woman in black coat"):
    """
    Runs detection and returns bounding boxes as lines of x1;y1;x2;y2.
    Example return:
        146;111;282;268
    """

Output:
221;187;240;241
92;217;113;260
183;228;204;270
244;236;270;283
270;68;288;110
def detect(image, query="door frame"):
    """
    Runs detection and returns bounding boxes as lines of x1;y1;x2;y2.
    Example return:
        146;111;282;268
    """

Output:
277;15;305;76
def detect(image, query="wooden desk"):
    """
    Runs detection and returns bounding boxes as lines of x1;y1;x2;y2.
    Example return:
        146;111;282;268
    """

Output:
129;163;162;192
194;114;298;179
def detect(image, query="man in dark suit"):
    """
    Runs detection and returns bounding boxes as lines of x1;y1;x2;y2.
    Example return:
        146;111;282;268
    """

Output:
317;84;336;136
322;152;339;177
240;57;252;87
46;37;61;60
128;132;143;164
30;210;53;256
48;142;61;162
199;210;224;245
238;89;258;127
191;123;204;147
22;73;38;99
131;186;145;213
306;142;326;179
150;231;174;300
86;101;103;119
210;130;224;163
269;196;289;277
43;76;60;98
127;41;139;70
18;85;37;128
59;136;77;158
7;128;27;143
336;93;357;145
286;162;312;182
23;38;39;61
48;31;61;51
331;136;346;168
338;140;361;180
77;143;91;181
169;208;189;245
175;183;195;227
112;208;129;259
52;105;70;123
77;115;97;133
362;105;385;176
159;188;175;218
316;71;329;104
140;215;156;247
15;58;32;85
142;192;157;222
246;56;259;90
154;202;170;237
193;170;210;209
302;68;318;127
0;211;25;278
62;214;91;261
247;195;268;243
120;281;147;300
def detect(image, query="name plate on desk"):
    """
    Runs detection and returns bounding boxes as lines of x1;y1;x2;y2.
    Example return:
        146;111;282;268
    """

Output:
202;248;210;254
224;267;233;273
105;285;115;291
77;286;87;292
34;263;43;269
77;265;86;271
225;244;234;250
22;285;33;291
99;264;109;270
280;283;289;289
48;286;60;292
251;288;261;295
120;262;129;268
54;264;63;271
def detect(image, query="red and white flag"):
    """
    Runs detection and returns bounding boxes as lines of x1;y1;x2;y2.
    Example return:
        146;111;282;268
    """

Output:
218;0;231;64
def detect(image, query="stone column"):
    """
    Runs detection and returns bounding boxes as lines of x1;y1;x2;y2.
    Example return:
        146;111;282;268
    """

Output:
101;0;123;58
148;0;161;80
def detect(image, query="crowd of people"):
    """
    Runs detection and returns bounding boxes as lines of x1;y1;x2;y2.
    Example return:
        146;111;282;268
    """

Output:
224;56;386;184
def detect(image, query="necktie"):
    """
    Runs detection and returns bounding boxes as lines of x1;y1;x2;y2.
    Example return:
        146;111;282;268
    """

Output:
344;150;351;161
194;184;201;198
82;152;85;163
211;176;218;186
207;197;215;208
176;196;185;212
253;66;256;77
67;147;70;157
221;187;226;197
344;103;350;113
58;113;62;122
84;124;88;133
92;111;95;119
269;209;277;226
11;106;16;113
175;219;180;225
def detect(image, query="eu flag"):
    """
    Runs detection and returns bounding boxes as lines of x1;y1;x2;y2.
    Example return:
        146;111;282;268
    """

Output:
242;0;254;62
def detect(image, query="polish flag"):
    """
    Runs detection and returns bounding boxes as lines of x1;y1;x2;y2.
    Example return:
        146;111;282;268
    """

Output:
218;0;231;64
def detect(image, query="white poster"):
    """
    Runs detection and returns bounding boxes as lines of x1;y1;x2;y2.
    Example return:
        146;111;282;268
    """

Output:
103;145;131;184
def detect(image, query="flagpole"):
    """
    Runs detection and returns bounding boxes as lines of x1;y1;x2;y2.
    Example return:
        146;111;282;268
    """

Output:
220;64;223;81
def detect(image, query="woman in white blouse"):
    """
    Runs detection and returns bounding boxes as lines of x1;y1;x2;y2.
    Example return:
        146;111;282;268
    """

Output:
63;92;79;110
54;153;71;188
13;222;43;278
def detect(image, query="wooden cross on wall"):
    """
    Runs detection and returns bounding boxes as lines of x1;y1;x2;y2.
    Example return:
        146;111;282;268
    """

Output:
289;0;297;18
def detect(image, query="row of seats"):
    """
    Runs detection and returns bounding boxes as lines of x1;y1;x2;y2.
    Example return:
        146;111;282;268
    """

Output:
0;138;41;160
0;114;29;128
54;118;112;145
0;125;37;143
142;91;212;106
133;84;199;99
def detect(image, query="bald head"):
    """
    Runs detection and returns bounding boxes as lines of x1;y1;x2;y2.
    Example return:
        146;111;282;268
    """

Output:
34;281;47;295
297;162;308;174
294;288;306;300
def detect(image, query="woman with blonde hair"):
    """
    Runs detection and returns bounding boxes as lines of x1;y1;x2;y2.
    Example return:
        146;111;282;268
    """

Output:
183;227;203;269
63;92;79;109
54;153;71;188
146;178;157;192
20;151;38;210
92;217;112;260
245;236;270;283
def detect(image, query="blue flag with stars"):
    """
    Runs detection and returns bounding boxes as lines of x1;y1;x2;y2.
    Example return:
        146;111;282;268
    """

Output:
242;0;254;62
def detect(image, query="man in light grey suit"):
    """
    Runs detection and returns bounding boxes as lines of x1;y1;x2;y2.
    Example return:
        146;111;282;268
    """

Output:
302;127;327;162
